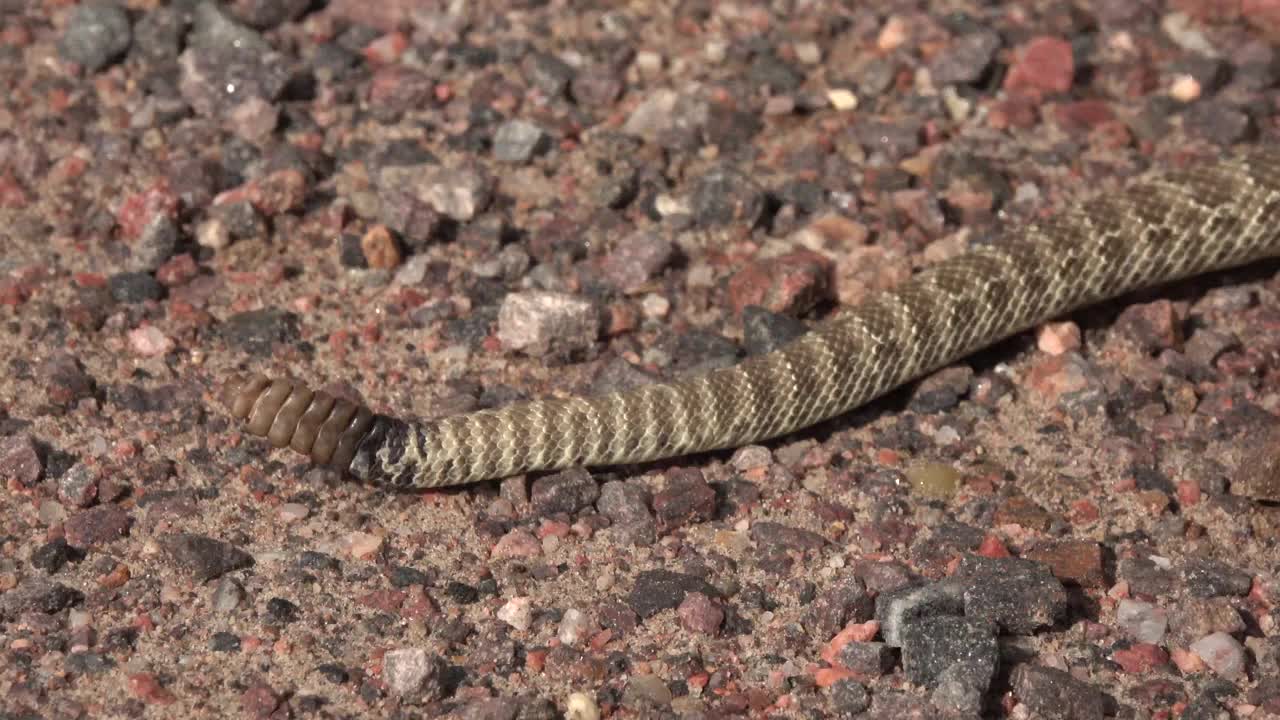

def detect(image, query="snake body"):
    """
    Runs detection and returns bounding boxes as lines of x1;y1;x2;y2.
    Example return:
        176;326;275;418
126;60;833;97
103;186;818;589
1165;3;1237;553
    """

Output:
222;148;1280;489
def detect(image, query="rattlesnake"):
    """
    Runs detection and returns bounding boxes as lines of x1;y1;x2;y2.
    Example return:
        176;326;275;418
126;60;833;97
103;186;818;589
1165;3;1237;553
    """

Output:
220;148;1280;489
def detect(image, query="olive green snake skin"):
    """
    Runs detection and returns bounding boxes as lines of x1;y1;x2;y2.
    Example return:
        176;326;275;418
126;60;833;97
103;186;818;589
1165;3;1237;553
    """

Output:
222;148;1280;489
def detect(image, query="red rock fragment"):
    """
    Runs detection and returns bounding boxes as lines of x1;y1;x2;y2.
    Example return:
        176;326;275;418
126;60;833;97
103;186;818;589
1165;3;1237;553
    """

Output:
1004;36;1075;99
241;683;285;719
1112;643;1169;673
127;673;176;705
0;171;30;208
155;253;198;286
358;589;407;613
117;183;179;242
1053;99;1116;132
64;505;131;549
726;249;834;316
1234;422;1280;501
1025;541;1106;588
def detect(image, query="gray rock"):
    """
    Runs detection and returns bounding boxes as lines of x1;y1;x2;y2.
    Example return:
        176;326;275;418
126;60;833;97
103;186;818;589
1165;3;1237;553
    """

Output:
0;577;82;619
524;51;575;96
691;166;765;227
0;433;43;487
829;678;870;714
932;663;986;714
835;641;896;676
597;230;674;293
749;521;826;554
211;576;246;613
1183;558;1254;598
178;5;289;117
66;651;116;675
218;308;300;356
382;648;446;699
497;290;597;355
493;120;547;163
31;538;79;574
899;616;998;689
59;2;132;72
627;569;719;619
109;271;165;304
531;468;600;516
876;580;966;648
56;458;97;504
128;212;179;271
652;469;716;531
620;673;672;710
954;555;1067;634
379;163;493;221
160;533;254;581
929;31;1001;86
598;481;655;545
1010;665;1107;720
805;577;875;640
742;306;807;356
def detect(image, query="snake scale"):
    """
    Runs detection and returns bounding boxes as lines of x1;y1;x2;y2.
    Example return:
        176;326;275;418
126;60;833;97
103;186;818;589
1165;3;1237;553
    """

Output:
221;148;1280;489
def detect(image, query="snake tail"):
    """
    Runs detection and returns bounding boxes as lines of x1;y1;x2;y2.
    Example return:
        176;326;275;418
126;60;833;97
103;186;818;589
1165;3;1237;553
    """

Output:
220;148;1280;489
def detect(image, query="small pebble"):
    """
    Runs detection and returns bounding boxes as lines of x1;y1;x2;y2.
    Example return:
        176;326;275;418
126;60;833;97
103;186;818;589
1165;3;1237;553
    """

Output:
360;225;401;269
794;41;821;64
829;678;870;713
277;503;310;522
877;16;908;51
379;164;492;221
491;528;542;559
678;592;724;635
899;615;998;689
64;505;131;549
641;294;669;319
906;462;961;500
565;692;600;720
497;597;533;631
211;577;245;613
0;434;42;487
558;608;598;646
1037;321;1082;355
382;648;445;698
1169;73;1201;102
264;597;299;624
827;88;858;111
196;217;232;249
1003;36;1074;97
343;532;383;559
1189;631;1246;680
1116;599;1168;644
158;533;253;582
129;326;174;357
493;119;547;163
127;672;176;705
621;674;673;708
58;463;98;508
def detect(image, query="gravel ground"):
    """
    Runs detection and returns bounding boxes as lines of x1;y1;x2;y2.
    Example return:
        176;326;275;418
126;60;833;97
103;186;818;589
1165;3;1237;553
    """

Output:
3;1;1280;718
